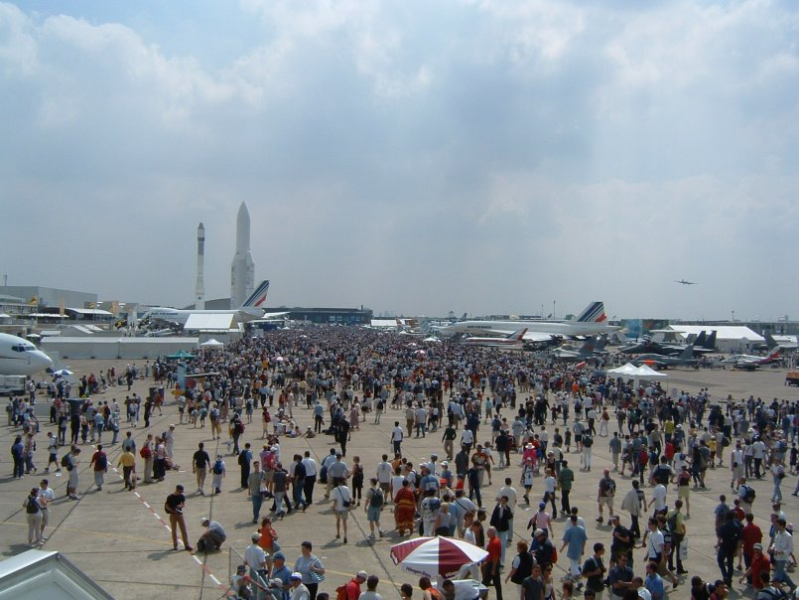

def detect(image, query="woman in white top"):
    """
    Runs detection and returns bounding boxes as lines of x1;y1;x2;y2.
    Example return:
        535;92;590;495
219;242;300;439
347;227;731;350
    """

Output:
543;469;558;518
332;479;352;544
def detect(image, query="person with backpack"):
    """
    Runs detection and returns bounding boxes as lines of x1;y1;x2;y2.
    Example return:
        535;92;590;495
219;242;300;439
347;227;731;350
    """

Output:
596;470;617;524
737;477;756;513
24;487;45;546
89;444;108;491
364;477;384;540
212;454;226;494
666;499;688;574
581;432;594;471
64;446;81;500
238;443;253;490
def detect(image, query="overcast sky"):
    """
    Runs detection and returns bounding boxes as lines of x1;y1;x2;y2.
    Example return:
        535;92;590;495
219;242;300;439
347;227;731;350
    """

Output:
1;1;798;320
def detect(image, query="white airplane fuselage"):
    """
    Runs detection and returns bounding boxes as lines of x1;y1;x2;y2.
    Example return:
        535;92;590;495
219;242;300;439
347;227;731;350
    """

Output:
143;307;263;326
0;333;54;376
443;320;616;339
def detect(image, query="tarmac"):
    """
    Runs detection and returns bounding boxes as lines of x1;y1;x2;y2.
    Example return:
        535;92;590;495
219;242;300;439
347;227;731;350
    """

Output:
1;358;797;599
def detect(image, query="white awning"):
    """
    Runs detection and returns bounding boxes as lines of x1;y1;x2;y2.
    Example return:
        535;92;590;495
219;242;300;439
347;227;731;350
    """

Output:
184;313;235;331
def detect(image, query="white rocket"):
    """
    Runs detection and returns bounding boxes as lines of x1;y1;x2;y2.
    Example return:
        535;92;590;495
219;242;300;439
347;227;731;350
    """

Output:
195;223;205;310
230;202;255;309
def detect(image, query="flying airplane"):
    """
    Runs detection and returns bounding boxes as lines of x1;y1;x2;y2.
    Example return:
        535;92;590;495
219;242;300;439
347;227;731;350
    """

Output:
142;280;281;327
725;348;781;370
631;344;697;369
460;328;528;349
675;279;697;285
439;301;618;342
0;332;54;375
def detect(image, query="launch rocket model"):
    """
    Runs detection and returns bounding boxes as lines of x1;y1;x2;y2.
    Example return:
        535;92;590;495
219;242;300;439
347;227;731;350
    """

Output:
230;202;255;309
195;223;206;310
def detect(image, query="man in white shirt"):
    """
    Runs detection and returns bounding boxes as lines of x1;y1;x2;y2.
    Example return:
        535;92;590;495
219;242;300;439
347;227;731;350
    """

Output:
301;451;318;505
244;532;268;583
460;428;474;451
771;518;796;588
648;483;667;513
752;439;767;479
376;454;393;498
391;422;404;454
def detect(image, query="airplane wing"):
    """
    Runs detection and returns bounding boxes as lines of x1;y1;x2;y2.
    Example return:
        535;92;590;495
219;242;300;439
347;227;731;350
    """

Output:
258;312;290;319
521;331;555;343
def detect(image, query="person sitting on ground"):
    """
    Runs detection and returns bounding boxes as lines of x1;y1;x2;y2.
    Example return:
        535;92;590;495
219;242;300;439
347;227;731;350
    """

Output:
197;517;227;553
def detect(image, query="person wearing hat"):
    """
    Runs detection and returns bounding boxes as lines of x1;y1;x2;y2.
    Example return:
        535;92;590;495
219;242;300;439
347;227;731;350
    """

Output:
344;570;368;600
270;552;292;600
196;518;227;553
739;542;770;591
230;564;253;599
289;572;310;600
245;531;268;584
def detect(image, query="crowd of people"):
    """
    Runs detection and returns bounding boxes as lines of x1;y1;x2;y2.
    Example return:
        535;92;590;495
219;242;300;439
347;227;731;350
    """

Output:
6;327;799;600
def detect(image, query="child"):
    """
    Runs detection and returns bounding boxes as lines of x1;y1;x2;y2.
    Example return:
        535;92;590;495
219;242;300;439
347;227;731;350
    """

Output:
790;443;797;475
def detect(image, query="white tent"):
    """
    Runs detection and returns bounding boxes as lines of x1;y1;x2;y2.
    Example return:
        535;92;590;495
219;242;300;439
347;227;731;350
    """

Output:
200;338;225;348
634;364;668;380
607;363;640;377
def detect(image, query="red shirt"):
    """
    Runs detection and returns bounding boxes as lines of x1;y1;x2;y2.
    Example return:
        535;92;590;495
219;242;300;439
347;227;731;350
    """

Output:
486;536;502;563
750;553;770;589
345;579;361;600
742;523;763;557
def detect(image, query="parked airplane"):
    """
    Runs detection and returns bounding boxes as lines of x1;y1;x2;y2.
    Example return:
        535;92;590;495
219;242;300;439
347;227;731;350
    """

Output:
632;345;697;369
552;336;606;361
621;330;716;356
461;328;528;349
725;348;781;370
675;279;697;285
142;280;280;327
440;301;617;342
0;332;54;375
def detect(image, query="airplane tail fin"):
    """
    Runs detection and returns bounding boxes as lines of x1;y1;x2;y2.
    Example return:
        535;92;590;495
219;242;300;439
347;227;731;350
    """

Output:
508;328;528;341
693;331;707;347
575;302;607;323
766;333;778;350
679;345;695;360
704;330;717;351
578;336;598;355
241;280;270;308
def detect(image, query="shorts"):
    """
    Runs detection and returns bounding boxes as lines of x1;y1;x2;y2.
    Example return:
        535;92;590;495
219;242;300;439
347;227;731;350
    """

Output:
336;509;349;520
678;486;690;499
599;496;613;508
367;506;381;522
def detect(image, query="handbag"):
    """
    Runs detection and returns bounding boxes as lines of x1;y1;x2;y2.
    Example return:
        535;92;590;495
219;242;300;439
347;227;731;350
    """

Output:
308;559;325;583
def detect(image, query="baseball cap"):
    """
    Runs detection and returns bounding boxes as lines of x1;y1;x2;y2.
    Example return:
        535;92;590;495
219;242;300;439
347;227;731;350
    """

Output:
441;461;448;466
252;533;260;542
753;543;763;550
290;573;303;581
539;502;546;509
534;528;545;537
357;570;368;579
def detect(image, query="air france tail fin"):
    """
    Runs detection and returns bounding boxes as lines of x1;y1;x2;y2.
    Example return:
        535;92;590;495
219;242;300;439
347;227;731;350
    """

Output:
508;328;528;341
575;302;607;323
241;280;270;308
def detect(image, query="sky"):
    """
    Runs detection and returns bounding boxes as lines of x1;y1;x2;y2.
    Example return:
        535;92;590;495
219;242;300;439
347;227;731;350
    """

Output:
1;1;798;321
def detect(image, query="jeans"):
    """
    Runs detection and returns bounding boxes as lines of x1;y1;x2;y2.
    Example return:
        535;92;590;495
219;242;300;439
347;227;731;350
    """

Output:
293;481;307;509
561;489;571;514
251;493;263;522
497;529;509;565
13;456;24;478
773;476;783;502
717;550;734;583
774;560;796;588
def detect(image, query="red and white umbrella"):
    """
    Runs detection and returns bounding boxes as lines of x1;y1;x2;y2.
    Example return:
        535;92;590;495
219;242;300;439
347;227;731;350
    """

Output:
390;537;488;579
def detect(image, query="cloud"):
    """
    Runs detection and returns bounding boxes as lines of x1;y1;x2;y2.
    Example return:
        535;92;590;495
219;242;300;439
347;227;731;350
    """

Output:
1;1;798;320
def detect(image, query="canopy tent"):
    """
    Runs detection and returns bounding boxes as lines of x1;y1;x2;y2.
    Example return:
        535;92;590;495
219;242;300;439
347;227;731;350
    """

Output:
607;363;640;377
200;338;225;348
634;364;668;380
166;349;195;360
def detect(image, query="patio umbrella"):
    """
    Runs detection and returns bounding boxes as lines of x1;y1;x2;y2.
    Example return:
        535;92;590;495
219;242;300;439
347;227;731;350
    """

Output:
389;536;488;579
53;368;73;377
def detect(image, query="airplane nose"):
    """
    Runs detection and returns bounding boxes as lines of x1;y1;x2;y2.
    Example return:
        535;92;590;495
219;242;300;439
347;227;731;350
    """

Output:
34;351;54;372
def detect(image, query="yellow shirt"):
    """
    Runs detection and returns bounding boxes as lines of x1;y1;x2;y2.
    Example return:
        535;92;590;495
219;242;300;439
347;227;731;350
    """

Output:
118;452;136;468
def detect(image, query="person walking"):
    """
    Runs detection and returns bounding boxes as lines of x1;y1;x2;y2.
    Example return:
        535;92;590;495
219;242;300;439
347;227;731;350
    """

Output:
302;451;318;506
65;447;81;500
558;460;574;515
239;442;253;489
561;514;588;585
332;477;353;544
193;442;211;496
482;527;503;600
294;541;325;600
364;477;385;540
248;461;267;523
117;446;137;491
164;484;192;551
211;454;226;494
89;444;108;492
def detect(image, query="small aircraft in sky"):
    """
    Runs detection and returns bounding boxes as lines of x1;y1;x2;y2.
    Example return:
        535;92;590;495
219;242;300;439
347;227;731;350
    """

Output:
675;279;697;285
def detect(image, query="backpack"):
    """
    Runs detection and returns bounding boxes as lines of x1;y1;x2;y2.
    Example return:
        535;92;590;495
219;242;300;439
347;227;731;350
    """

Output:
655;466;670;484
238;451;247;466
61;454;73;471
667;510;680;535
335;585;348;600
743;485;756;504
551;545;558;564
25;496;39;514
140;446;152;459
213;459;224;475
370;488;384;508
582;435;593;448
95;453;108;470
